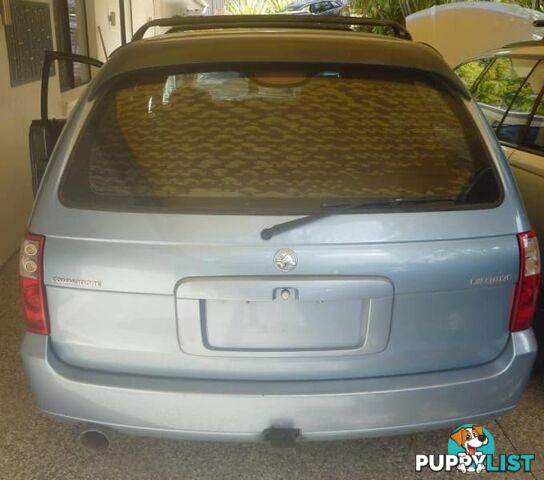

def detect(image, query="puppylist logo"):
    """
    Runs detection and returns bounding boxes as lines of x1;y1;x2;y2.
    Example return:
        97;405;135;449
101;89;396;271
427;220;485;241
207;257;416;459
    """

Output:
415;424;535;474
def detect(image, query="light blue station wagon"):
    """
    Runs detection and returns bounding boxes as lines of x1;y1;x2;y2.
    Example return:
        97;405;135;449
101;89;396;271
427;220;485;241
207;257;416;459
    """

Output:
19;16;540;445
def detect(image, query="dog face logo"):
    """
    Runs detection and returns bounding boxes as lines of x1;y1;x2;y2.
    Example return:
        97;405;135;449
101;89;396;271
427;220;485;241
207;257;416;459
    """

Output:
449;425;492;474
450;425;489;456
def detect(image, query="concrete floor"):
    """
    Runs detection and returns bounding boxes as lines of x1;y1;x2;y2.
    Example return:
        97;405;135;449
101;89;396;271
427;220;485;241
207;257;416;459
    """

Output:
1;254;544;480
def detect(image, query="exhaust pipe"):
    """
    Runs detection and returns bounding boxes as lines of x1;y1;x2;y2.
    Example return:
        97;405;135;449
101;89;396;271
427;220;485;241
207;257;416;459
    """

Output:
79;427;110;451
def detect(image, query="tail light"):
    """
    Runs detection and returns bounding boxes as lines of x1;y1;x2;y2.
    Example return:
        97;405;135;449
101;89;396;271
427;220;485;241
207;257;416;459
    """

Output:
510;231;541;332
19;232;49;335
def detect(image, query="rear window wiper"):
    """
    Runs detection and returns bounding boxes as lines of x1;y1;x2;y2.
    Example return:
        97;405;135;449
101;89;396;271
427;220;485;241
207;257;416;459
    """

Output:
260;195;459;240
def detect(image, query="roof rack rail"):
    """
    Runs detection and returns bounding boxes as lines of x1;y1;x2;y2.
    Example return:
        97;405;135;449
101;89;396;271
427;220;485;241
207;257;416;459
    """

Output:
132;15;412;42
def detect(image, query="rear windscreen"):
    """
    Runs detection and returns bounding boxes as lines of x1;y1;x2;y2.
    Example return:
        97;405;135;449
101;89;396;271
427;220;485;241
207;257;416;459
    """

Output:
60;65;501;214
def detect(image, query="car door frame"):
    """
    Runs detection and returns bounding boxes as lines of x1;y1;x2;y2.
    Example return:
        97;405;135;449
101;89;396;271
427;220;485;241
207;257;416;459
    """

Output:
463;54;544;155
29;50;103;195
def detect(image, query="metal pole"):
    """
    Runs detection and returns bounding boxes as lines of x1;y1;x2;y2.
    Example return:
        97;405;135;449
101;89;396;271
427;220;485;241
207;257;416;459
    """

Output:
119;0;126;45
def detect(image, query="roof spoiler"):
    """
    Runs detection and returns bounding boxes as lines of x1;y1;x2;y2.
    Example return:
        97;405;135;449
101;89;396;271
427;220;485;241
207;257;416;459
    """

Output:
132;15;412;42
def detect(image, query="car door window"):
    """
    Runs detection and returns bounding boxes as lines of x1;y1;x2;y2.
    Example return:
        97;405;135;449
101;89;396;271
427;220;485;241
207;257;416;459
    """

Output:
497;62;544;146
314;2;330;12
472;57;539;135
518;84;544;153
455;58;492;91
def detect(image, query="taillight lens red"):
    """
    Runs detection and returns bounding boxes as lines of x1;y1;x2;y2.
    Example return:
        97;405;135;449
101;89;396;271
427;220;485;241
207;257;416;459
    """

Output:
510;231;541;332
19;233;49;335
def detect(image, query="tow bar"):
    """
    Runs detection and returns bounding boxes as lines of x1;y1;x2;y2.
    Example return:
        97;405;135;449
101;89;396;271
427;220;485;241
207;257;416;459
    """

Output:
263;427;301;448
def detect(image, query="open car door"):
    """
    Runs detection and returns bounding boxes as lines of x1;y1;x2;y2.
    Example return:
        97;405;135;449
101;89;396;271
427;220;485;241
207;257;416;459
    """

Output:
29;51;103;195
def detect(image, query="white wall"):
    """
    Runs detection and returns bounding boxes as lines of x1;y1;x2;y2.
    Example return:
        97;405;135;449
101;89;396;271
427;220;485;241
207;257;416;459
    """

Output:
0;0;204;268
91;0;123;62
0;0;87;268
90;0;210;64
129;0;208;41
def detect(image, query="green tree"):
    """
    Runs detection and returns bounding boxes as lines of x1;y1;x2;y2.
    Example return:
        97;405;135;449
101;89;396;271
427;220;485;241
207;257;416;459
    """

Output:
225;0;271;14
225;0;291;14
224;0;544;20
458;58;541;112
456;59;491;91
348;0;543;24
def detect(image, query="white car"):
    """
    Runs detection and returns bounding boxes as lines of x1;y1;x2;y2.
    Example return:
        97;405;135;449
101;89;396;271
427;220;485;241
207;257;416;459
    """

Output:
455;39;544;260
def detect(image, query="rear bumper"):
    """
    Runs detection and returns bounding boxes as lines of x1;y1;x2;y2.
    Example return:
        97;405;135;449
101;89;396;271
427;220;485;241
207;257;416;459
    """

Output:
21;331;536;442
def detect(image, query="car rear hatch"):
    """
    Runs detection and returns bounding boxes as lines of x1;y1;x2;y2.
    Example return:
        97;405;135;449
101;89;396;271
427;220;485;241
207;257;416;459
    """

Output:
30;61;523;382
